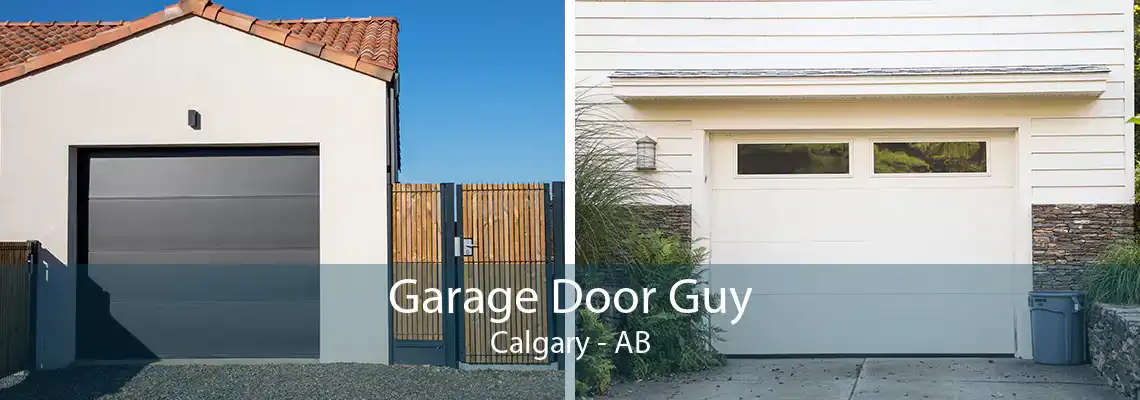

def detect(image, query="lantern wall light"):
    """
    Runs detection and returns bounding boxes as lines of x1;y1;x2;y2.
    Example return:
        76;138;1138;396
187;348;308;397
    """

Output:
635;135;657;171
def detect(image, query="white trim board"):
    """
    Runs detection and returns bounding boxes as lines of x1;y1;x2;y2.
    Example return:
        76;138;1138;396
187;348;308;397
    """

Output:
611;72;1110;101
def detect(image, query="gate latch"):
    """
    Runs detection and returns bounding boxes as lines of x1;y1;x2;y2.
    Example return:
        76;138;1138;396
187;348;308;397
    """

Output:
455;237;475;257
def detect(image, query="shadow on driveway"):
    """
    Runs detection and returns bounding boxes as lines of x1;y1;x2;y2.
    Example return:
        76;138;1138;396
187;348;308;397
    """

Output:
0;365;145;400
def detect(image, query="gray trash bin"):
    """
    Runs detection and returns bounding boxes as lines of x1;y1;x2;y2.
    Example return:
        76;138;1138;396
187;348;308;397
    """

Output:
1028;290;1087;365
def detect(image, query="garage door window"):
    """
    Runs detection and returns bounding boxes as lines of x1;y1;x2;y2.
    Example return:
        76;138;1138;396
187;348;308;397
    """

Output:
873;141;987;174
737;143;850;175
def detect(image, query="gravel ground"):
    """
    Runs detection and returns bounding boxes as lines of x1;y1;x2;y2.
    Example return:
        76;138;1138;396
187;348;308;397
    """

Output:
0;364;563;400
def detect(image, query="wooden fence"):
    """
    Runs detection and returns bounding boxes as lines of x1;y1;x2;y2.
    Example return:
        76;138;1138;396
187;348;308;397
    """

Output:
459;184;551;364
391;183;556;366
0;241;36;378
391;184;445;342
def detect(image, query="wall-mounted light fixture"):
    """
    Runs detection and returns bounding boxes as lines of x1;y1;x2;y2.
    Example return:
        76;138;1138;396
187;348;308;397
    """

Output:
635;135;657;171
188;109;201;130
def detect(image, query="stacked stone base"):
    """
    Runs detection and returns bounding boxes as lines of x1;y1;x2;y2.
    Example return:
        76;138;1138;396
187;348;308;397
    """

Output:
1031;204;1134;290
629;205;691;243
1089;304;1140;400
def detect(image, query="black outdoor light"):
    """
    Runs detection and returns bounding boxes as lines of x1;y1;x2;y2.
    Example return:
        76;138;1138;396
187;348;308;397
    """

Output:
635;135;657;171
188;109;201;130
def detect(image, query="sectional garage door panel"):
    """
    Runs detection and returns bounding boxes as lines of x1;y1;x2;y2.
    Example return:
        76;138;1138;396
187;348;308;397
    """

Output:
708;133;1018;356
707;264;1017;295
85;264;319;303
79;148;319;360
87;197;320;254
711;289;1017;355
87;249;320;265
89;302;319;359
708;265;1019;355
709;188;1016;264
88;154;319;198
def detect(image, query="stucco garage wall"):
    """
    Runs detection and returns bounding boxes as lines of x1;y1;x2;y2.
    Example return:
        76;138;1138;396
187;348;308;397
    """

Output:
0;17;390;368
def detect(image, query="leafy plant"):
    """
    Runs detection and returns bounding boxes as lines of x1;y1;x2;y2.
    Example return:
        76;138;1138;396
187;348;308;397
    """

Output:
1134;2;1140;156
574;90;675;265
611;232;724;379
574;88;726;396
575;311;616;398
1083;242;1140;305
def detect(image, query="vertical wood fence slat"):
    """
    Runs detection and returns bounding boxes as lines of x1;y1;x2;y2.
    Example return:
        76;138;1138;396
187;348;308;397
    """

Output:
0;241;32;378
460;184;550;364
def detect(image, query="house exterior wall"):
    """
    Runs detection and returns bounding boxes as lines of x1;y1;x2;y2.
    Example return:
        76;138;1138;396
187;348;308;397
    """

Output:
0;17;391;368
575;0;1135;359
577;0;1134;207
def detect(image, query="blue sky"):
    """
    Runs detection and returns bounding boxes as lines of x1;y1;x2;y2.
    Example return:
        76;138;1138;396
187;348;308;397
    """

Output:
3;0;566;184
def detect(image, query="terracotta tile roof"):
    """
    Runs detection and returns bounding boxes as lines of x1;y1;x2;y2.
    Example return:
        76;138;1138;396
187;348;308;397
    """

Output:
0;0;398;85
0;21;128;69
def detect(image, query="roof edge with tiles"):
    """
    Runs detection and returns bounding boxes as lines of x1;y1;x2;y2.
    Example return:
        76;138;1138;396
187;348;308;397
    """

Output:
0;0;396;85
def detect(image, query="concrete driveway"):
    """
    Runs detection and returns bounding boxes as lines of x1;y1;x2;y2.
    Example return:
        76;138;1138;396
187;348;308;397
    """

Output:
604;358;1125;400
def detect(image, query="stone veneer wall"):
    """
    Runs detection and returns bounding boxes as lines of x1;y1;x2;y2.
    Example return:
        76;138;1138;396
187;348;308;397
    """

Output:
1089;304;1140;400
1031;204;1134;290
630;205;692;243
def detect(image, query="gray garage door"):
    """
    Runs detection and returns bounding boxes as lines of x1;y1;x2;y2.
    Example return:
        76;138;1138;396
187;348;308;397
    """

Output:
77;147;320;360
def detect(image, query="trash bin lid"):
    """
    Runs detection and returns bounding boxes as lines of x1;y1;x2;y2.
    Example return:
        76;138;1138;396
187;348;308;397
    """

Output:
1029;290;1083;297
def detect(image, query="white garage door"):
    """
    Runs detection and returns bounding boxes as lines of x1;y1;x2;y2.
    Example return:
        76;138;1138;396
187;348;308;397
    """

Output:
708;131;1018;355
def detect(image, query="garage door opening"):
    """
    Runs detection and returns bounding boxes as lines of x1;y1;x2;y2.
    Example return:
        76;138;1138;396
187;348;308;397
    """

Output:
74;146;320;361
708;132;1019;356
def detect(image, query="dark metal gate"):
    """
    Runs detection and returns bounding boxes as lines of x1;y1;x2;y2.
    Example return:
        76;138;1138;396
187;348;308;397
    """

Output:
457;183;553;365
0;240;39;378
389;182;564;368
390;183;457;366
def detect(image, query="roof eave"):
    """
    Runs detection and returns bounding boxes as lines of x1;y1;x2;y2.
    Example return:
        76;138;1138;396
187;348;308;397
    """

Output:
0;0;396;86
609;66;1111;101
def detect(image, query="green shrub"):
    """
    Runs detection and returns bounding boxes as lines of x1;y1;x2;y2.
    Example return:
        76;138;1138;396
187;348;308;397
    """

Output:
575;311;616;398
578;232;725;386
1083;241;1140;304
574;89;726;397
611;232;725;379
1134;159;1139;232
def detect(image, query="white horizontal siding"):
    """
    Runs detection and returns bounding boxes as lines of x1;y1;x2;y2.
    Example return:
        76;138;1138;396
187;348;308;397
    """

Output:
1032;186;1129;203
1032;153;1126;170
1028;117;1132;203
576;1;1124;19
575;0;1134;205
583;121;696;201
578;50;1124;70
1030;136;1126;152
1029;116;1131;134
656;154;694;172
577;14;1123;36
617;171;693;190
578;32;1122;54
592;135;693;156
1031;169;1129;187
